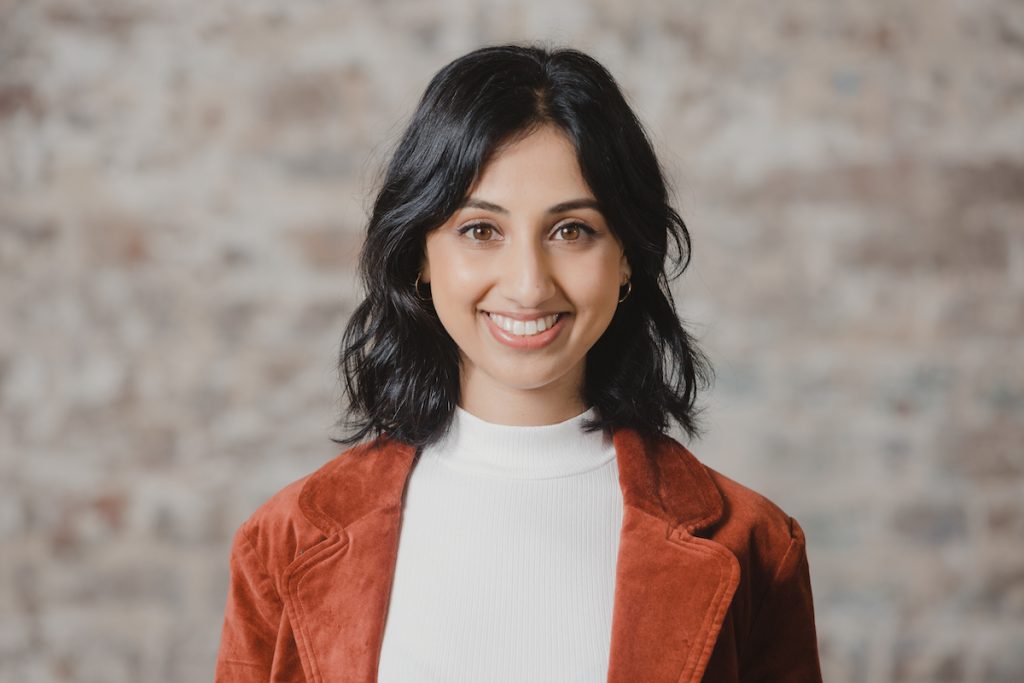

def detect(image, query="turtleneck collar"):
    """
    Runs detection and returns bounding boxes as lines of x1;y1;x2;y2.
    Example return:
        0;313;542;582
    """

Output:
423;404;616;479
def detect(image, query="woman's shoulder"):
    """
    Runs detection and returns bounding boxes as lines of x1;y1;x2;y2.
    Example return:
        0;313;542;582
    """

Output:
652;432;806;549
703;463;805;545
229;465;325;582
229;436;417;579
689;454;811;592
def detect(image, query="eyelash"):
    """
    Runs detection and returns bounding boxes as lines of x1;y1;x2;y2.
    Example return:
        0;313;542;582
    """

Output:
456;221;597;242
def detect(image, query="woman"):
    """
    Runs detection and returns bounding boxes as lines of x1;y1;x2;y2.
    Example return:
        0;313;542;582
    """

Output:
215;44;823;682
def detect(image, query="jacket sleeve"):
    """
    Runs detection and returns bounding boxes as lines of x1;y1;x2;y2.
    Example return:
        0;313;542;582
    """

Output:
215;521;284;682
740;515;824;683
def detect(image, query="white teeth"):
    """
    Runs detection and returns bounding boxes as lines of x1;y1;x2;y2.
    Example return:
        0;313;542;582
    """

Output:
487;312;561;337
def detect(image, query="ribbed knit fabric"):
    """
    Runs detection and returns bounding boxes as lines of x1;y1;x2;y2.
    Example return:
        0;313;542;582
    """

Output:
376;404;624;683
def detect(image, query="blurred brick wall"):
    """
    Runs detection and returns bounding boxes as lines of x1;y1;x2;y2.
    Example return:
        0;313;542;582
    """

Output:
1;1;1021;681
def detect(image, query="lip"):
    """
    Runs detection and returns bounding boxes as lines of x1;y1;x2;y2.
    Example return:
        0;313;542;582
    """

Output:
482;311;569;350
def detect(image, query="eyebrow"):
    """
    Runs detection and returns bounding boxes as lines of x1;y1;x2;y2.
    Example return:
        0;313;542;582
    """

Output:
459;197;602;215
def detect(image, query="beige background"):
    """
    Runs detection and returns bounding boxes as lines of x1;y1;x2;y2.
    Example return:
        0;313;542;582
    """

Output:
1;1;1022;681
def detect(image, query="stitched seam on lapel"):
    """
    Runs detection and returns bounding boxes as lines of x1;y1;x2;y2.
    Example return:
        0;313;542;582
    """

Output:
669;532;741;683
283;529;349;576
282;533;348;683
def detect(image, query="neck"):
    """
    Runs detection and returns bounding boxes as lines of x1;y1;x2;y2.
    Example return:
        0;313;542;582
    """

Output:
458;363;588;426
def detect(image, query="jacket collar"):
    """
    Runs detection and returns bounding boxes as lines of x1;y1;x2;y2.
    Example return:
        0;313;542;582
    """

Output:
285;425;739;683
298;426;724;535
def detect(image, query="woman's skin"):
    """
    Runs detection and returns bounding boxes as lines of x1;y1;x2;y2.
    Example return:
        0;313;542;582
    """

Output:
420;124;631;426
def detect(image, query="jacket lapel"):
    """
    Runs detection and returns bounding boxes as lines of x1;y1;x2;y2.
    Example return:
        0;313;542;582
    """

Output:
282;427;740;683
279;436;416;683
604;428;740;683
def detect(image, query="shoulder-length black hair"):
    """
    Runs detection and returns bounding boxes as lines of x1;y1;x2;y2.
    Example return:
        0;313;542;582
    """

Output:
332;42;714;450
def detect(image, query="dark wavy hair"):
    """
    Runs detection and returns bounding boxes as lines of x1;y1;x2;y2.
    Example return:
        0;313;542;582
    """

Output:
331;42;714;450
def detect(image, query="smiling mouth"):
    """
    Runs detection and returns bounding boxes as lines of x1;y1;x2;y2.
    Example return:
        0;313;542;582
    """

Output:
482;311;568;338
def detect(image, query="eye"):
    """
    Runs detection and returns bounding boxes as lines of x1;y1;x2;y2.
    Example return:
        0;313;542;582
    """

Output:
456;222;498;241
554;221;597;241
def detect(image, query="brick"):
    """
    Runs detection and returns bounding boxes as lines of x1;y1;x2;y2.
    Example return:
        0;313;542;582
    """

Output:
891;500;968;545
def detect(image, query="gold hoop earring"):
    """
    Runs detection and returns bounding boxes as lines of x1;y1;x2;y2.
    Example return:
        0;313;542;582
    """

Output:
618;278;632;303
414;272;431;301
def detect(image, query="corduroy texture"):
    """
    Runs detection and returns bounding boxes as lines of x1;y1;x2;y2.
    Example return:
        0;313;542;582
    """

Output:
215;428;823;682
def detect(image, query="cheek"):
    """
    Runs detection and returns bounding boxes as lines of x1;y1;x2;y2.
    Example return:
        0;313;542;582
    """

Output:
435;268;490;313
568;258;621;304
427;247;483;295
446;258;489;288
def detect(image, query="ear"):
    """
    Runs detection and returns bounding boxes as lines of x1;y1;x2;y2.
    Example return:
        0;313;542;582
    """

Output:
420;255;430;283
620;251;631;284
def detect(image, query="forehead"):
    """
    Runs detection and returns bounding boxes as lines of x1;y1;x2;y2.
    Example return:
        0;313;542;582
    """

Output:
469;125;593;202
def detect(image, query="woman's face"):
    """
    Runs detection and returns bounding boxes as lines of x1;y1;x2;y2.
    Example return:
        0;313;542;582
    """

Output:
420;124;630;424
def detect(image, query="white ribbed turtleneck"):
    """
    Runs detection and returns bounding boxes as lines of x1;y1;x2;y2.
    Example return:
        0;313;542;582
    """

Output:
377;404;624;682
436;405;616;478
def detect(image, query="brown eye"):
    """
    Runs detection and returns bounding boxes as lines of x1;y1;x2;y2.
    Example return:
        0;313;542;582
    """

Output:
458;222;496;241
555;222;596;241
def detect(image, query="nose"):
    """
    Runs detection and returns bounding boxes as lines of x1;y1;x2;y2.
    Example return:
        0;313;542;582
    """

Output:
498;235;556;307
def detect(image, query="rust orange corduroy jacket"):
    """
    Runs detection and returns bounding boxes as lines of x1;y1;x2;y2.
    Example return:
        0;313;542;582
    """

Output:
215;426;823;682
